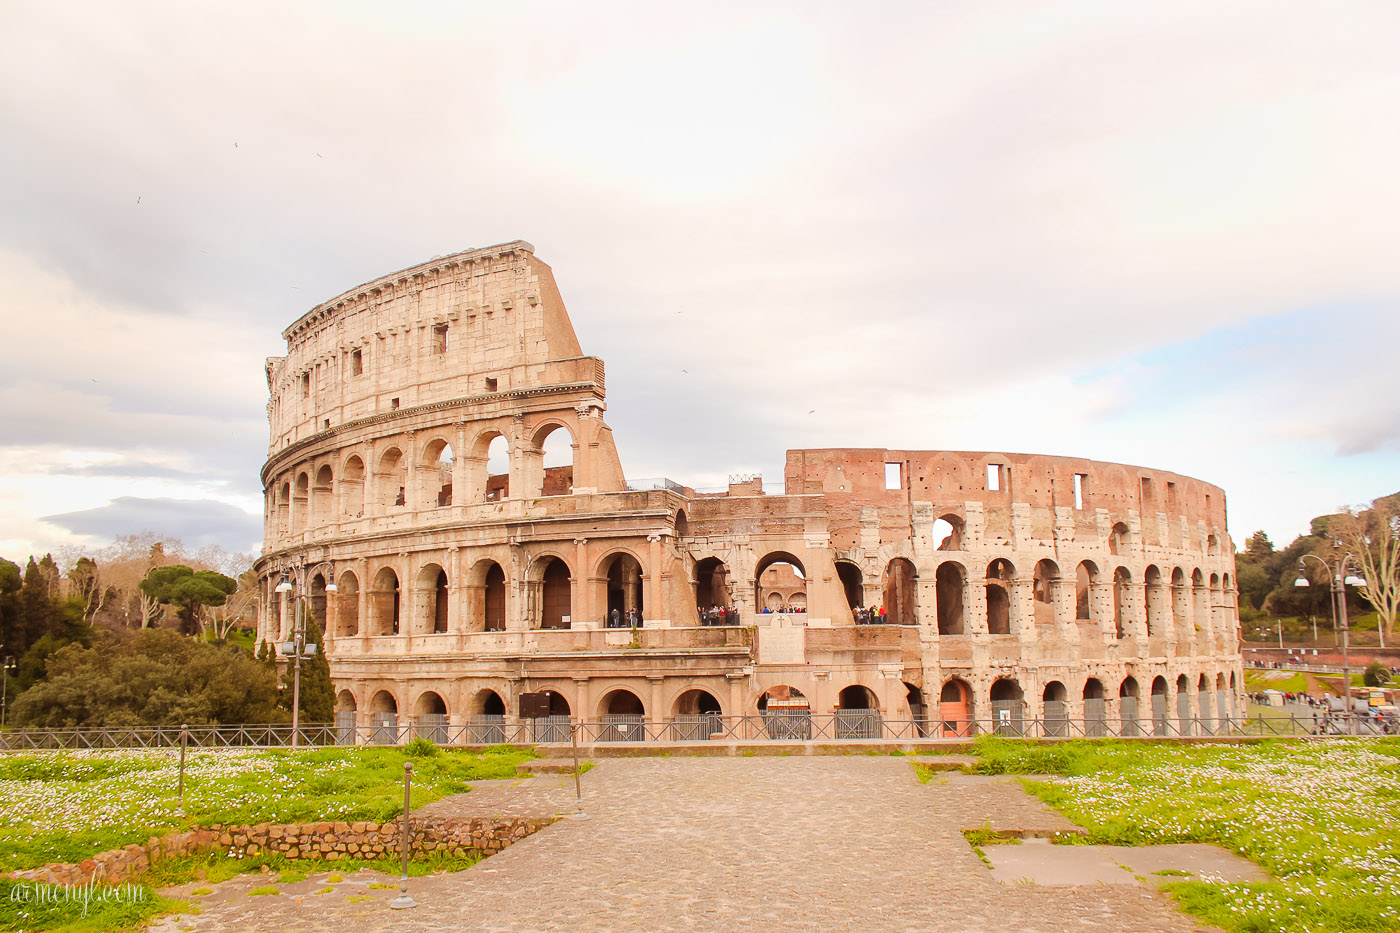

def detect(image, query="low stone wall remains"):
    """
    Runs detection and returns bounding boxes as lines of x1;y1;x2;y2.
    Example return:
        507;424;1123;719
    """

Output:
5;815;556;887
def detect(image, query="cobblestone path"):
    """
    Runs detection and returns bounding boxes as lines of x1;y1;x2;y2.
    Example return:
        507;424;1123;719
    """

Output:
151;757;1208;932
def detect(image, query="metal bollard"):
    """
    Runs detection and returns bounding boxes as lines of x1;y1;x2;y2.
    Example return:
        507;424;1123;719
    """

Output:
390;762;417;909
570;719;586;818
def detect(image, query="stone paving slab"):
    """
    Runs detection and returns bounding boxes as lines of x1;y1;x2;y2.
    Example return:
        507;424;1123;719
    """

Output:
413;776;581;821
986;839;1267;887
149;757;1210;932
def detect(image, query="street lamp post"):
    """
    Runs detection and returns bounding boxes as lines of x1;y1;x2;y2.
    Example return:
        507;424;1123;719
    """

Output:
0;656;15;729
1297;548;1367;734
275;559;336;749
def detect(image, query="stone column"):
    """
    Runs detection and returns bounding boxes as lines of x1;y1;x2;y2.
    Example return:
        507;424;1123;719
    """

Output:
1091;581;1115;643
646;534;663;624
572;676;591;725
965;577;988;635
1012;578;1036;643
727;672;746;726
573;538;591;625
648;675;665;735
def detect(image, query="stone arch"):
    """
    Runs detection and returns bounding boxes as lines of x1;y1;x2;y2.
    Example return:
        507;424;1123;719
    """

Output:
938;678;973;737
532;422;575;497
1075;559;1099;621
414;690;448;716
933;513;964;551
1207;533;1221;556
1197;673;1213;727
369;689;398;713
598;549;646;626
469;428;511;502
336;689;357;712
293;472;309;532
469;688;507;716
755;552;806;614
276;480;291;534
1144;564;1167;637
1150;675;1169;735
693;556;731;619
1083;677;1107;737
376;447;406;509
935;561;965;634
308;570;329;632
903;681;926;726
985;559;1014;635
418;436;455;508
1113;566;1132;638
598;688;646;718
539;556;572;629
836;683;881;738
1032;558;1059;629
883;558;917;625
673;688;722;716
1043;681;1068;736
835;560;863;613
312;464;333;522
674;508;689;537
1171;567;1187;626
989;678;1024;734
369;566;401;636
1176;673;1192;732
341;454;365;518
1120;676;1141;735
414;562;449;634
756;684;808;711
464;558;509;633
838;683;879;709
1108;521;1130;556
335;570;359;636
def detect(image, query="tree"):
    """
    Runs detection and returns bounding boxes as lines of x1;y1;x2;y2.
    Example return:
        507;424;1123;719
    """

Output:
10;628;283;727
286;607;334;723
1330;495;1400;645
197;568;257;642
139;565;238;635
1364;661;1391;687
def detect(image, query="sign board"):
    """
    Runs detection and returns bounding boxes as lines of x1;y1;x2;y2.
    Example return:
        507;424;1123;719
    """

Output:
519;692;550;719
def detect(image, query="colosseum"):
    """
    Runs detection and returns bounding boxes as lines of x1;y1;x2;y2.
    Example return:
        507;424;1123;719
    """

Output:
255;240;1244;744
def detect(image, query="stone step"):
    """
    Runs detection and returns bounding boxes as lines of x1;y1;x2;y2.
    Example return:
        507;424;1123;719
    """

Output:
910;754;979;771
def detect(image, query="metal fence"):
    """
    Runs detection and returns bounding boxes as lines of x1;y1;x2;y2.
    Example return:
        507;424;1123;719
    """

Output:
0;712;1391;751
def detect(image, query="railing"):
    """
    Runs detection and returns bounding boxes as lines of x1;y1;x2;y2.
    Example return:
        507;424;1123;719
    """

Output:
0;712;1393;752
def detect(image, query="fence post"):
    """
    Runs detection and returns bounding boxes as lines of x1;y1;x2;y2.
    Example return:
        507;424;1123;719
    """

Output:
390;761;417;909
570;719;586;816
177;723;188;811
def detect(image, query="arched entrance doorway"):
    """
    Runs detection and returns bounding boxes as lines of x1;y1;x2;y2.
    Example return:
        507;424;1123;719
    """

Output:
759;685;810;740
990;679;1023;735
939;679;973;737
414;691;448;743
836;684;882;739
599;689;646;742
334;690;357;745
468;688;506;744
369;690;398;745
672;689;724;741
1083;678;1107;737
1120;677;1140;736
1043;682;1068;737
694;557;733;624
1151;676;1169;736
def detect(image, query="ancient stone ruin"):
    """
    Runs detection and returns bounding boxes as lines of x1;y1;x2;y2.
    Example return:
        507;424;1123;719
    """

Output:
256;240;1243;741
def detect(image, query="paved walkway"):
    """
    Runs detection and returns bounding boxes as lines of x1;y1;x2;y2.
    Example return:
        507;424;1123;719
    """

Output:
150;758;1208;932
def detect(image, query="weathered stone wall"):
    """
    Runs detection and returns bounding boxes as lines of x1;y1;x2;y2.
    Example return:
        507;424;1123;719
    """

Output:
4;816;555;887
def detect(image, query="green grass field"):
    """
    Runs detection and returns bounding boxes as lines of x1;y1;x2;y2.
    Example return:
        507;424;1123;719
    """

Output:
974;736;1400;932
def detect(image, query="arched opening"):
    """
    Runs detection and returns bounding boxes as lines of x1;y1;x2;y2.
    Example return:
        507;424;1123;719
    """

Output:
1197;673;1213;733
1177;673;1192;735
835;561;864;618
485;434;510;501
415;563;449;635
836;684;881;739
1119;677;1140;736
1108;522;1130;556
989;679;1023;735
536;425;575;496
484;563;506;632
1113;567;1132;638
672;689;723;741
755;552;806;615
377;448;406;509
904;682;926;735
1207;533;1220;556
313;465;333;523
601;552;645;627
369;567;400;636
1043;681;1068;737
1083;678;1107;737
1032;559;1059;629
758;685;810;740
599;689;646;742
933;514;963;551
1216;672;1230;725
276;481;290;534
1171;567;1187;629
883;559;917;625
939;679;973;737
369;690;398;745
1151;675;1169;736
342;455;365;518
1144;565;1166;637
936;562;965;634
529;689;572;743
293;473;309;532
334;689;356;744
468;688;507;743
1075;560;1098;621
336;571;359;636
985;559;1014;635
674;509;689;537
694;557;733;624
414;691;449;743
419;438;454;508
540;557;572;629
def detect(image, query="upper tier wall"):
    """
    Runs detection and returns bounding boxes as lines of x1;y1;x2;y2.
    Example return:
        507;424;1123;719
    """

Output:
263;241;584;453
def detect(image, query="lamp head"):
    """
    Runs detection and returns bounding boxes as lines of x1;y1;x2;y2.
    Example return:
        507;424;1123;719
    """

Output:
1345;574;1367;587
1293;576;1309;587
324;582;338;593
275;576;293;594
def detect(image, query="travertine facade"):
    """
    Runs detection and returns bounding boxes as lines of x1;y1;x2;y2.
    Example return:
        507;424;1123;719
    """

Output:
256;241;1243;739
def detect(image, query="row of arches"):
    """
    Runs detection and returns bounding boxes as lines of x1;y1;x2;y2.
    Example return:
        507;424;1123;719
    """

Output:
269;424;575;534
928;515;1225;559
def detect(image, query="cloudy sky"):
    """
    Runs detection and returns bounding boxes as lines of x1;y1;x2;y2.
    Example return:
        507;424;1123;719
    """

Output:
2;0;1397;563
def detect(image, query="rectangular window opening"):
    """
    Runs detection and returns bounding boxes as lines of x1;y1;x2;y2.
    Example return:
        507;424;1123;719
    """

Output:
351;348;363;376
986;463;1002;491
432;323;449;354
1167;481;1178;510
301;373;310;398
1140;476;1153;508
884;463;901;490
390;397;400;410
485;376;498;392
1074;473;1085;510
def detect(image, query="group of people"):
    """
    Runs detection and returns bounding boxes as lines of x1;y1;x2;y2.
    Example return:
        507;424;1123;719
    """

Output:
760;605;806;614
606;607;642;628
701;605;740;626
854;605;888;625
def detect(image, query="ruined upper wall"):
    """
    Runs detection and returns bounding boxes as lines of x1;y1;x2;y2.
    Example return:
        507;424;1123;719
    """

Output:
263;241;590;452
